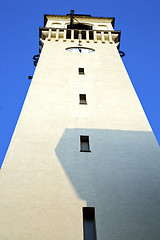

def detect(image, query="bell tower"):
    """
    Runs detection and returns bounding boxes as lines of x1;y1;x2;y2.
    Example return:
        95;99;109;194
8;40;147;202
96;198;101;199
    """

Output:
0;11;160;240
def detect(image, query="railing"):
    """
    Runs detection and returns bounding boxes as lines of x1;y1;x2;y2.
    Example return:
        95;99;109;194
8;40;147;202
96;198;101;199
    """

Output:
39;27;121;44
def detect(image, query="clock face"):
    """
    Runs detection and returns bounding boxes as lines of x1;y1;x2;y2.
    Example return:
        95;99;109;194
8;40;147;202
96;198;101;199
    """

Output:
66;47;95;53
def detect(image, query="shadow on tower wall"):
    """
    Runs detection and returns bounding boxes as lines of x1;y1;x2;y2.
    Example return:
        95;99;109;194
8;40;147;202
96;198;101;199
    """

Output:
55;128;160;240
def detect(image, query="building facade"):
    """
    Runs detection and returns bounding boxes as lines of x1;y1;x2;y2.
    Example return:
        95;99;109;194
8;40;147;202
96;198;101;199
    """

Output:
0;13;160;240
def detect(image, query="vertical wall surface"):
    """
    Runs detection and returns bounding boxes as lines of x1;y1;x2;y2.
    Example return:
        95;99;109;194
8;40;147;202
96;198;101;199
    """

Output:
0;15;160;240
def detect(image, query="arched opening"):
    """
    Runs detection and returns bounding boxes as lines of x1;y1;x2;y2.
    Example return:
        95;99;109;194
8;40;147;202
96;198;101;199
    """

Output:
67;23;93;30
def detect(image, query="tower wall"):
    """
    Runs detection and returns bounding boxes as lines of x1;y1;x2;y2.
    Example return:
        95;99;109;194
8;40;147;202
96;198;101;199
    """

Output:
0;14;160;240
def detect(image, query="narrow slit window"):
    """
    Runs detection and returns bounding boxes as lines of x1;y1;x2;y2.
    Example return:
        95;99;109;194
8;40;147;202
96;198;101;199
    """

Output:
83;207;96;240
79;94;87;104
80;136;90;152
79;68;85;75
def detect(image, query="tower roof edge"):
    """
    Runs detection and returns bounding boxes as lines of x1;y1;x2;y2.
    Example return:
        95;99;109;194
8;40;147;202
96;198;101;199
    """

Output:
44;14;115;28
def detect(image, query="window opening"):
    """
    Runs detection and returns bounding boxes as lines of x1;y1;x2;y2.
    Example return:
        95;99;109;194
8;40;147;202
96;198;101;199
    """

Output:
79;68;85;75
80;136;90;152
74;30;79;39
82;31;86;39
79;94;87;104
66;30;71;39
83;207;96;240
89;31;93;40
67;23;92;30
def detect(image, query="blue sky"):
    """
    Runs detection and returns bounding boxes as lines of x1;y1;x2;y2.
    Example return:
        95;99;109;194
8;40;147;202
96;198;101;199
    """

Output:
0;0;160;168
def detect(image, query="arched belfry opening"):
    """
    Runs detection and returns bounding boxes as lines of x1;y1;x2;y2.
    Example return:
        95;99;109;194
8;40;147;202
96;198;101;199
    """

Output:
67;23;93;30
67;10;93;30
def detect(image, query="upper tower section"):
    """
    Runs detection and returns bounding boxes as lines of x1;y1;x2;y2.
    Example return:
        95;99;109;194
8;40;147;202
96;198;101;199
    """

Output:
39;11;121;51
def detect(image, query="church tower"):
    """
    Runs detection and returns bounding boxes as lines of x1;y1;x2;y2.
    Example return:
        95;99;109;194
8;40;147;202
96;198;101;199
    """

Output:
0;12;160;240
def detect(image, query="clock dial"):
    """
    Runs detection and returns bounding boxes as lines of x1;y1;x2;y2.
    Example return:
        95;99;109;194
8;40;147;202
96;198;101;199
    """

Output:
66;47;95;53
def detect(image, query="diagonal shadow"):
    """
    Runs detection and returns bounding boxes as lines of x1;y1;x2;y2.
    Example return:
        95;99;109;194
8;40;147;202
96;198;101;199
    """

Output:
55;128;160;240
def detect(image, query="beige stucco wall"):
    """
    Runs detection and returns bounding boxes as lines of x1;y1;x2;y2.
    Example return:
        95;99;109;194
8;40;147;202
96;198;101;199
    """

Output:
45;15;114;30
0;33;160;240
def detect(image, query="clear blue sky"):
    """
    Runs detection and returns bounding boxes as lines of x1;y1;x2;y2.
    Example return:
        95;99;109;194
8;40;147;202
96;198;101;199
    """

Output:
0;0;160;168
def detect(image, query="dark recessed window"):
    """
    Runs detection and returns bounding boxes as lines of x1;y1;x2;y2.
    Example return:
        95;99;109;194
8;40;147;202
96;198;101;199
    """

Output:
83;207;96;240
80;136;90;152
89;31;93;40
81;31;86;39
66;30;71;39
79;94;87;104
79;68;85;75
67;23;92;30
